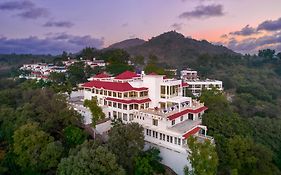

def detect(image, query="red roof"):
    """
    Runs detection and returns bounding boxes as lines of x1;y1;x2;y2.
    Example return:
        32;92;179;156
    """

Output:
32;71;41;75
168;106;208;120
82;80;148;92
93;73;110;79
106;97;151;104
182;82;188;87
114;71;140;80
182;127;201;139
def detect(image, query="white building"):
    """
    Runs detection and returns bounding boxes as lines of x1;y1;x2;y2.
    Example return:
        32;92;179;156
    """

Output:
78;71;212;175
185;79;223;96
181;68;223;96
20;63;67;80
180;68;198;80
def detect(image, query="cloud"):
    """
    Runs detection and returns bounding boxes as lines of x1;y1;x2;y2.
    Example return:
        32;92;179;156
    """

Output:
220;34;228;39
171;23;183;30
257;17;281;31
0;0;34;10
0;0;49;19
43;21;74;28
0;33;104;55
224;31;281;53
179;4;224;19
17;7;49;19
230;25;258;36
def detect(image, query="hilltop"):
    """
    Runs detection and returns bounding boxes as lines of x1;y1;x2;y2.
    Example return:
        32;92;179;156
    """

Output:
107;31;237;68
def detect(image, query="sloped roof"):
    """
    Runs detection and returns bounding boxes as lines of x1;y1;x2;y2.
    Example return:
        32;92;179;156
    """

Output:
114;71;140;80
168;106;208;120
182;127;201;139
82;80;148;92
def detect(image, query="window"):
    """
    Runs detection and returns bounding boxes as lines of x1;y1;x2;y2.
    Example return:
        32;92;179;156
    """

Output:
146;129;149;135
104;100;107;105
163;134;165;141
117;112;122;119
198;113;201;119
155;132;158;139
123;104;127;110
153;131;155;137
167;135;169;142
108;101;112;107
160;133;162;140
129;114;134;121
123;113;128;121
172;120;175;125
129;104;134;110
100;89;103;95
178;138;181;145
113;102;117;108
152;119;158;126
113;111;117;118
113;92;117;97
134;104;139;110
174;137;177;145
118;93;122;98
118;103;122;109
104;90;107;96
124;92;128;98
108;91;112;96
188;113;193;120
108;112;111;117
145;103;149;108
170;136;173;143
180;116;183;121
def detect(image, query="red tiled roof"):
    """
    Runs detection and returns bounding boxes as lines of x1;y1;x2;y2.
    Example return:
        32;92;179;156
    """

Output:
32;71;41;75
167;106;208;120
82;80;148;92
182;127;201;139
93;73;110;78
182;82;188;87
114;71;140;80
106;97;151;104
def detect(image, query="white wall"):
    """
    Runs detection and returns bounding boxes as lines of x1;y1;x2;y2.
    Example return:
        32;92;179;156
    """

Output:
145;142;191;175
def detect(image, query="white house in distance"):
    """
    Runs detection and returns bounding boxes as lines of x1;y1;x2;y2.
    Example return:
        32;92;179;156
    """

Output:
181;68;223;96
75;70;213;175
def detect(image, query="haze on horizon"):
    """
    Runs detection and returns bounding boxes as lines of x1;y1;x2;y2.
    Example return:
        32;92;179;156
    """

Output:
0;0;281;55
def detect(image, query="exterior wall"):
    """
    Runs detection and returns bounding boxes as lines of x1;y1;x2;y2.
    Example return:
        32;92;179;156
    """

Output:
145;142;191;175
142;75;163;108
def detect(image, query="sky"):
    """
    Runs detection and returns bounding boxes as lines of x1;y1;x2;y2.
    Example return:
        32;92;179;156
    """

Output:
0;0;281;54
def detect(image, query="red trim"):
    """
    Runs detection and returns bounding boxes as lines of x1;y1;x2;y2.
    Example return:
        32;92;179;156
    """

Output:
182;127;201;139
82;80;148;92
106;97;151;104
182;82;188;87
114;71;140;80
167;106;208;120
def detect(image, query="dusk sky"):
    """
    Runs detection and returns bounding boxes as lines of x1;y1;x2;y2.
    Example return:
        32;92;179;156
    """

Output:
0;0;281;54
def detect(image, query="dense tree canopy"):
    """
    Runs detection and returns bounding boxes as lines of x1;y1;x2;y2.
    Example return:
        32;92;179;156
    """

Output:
107;123;145;173
57;141;125;175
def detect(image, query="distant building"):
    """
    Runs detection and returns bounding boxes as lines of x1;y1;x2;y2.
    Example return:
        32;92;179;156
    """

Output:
20;63;66;81
181;68;223;96
71;70;213;175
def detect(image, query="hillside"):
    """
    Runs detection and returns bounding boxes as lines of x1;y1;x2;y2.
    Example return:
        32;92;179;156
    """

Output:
110;31;237;68
108;38;146;49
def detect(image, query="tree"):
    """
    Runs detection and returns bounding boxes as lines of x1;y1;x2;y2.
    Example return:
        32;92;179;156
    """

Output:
134;148;164;175
13;122;63;173
258;49;275;59
107;123;144;173
81;47;97;60
83;97;105;139
132;55;145;65
49;72;66;84
63;125;88;148
277;52;281;59
57;141;125;175
67;61;87;86
185;136;218;175
106;63;134;76
225;136;279;175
